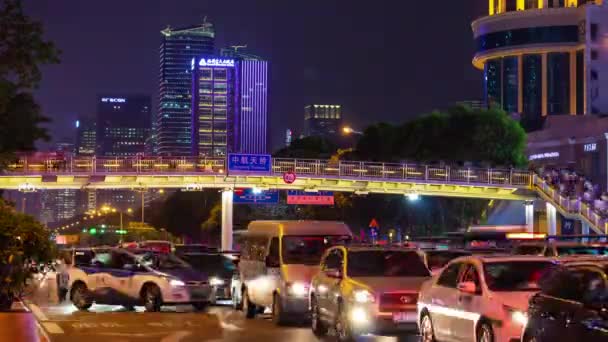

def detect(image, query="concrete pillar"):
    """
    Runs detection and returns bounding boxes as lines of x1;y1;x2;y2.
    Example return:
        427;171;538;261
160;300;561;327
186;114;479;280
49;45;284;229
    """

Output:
221;189;234;251
546;202;557;236
525;200;535;233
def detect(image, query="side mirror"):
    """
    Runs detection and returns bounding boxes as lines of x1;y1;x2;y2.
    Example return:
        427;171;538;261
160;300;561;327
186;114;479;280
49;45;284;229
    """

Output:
457;281;478;294
325;268;343;279
265;255;280;268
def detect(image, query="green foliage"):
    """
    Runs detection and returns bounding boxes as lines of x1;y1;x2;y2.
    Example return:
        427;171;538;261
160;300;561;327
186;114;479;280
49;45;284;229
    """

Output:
0;200;53;296
274;136;338;159
356;106;527;167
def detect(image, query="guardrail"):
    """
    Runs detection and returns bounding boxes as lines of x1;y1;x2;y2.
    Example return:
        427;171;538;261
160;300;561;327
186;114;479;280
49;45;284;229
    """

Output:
533;175;608;234
3;156;532;187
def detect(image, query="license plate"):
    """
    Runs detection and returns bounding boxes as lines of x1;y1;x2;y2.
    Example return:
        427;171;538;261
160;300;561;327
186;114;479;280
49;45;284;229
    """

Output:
392;312;417;323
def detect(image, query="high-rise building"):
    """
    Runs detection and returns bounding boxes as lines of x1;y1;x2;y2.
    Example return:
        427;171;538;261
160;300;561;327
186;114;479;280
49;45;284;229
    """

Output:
191;56;238;157
303;104;342;138
472;1;608;118
158;23;215;156
221;47;269;154
75;117;96;156
96;95;151;157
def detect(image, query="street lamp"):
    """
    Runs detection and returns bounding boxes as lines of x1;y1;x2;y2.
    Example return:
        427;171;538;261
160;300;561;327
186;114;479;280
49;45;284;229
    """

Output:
343;126;364;136
406;193;420;201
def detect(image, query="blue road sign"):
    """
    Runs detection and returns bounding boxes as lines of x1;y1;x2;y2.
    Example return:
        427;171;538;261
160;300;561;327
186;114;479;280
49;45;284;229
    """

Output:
233;188;279;204
228;153;272;173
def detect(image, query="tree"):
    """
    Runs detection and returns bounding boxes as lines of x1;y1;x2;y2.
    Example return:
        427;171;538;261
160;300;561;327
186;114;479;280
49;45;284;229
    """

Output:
0;0;60;158
0;199;53;309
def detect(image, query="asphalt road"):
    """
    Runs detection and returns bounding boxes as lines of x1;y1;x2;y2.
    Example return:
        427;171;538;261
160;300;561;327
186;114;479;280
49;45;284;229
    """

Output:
29;302;421;342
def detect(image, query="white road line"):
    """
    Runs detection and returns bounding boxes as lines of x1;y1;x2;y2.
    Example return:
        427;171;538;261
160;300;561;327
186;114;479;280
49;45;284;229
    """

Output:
35;321;52;342
42;322;65;334
28;303;49;322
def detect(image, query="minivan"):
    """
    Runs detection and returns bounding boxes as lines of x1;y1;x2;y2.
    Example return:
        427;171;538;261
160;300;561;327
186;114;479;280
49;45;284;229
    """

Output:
237;220;352;325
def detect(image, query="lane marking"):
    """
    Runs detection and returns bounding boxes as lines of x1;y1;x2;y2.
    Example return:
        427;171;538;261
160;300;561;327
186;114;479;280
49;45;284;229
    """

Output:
42;322;65;334
28;303;49;322
160;331;192;342
35;321;52;342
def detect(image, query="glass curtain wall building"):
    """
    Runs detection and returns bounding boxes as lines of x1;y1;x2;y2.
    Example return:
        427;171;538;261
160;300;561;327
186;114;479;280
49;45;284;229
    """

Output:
191;57;237;157
158;23;215;156
303;104;342;138
221;48;269;154
472;0;608;118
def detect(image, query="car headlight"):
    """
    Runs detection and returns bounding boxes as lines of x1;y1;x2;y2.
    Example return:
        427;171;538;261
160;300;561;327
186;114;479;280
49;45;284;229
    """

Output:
504;305;528;326
169;279;185;287
287;282;308;297
350;307;370;324
210;277;224;286
353;289;375;303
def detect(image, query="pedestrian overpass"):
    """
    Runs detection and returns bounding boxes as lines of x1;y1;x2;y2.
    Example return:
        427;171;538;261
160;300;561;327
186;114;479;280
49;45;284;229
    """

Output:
1;156;605;248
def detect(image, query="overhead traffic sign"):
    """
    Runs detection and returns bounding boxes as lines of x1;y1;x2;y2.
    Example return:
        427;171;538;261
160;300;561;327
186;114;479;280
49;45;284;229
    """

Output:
233;188;279;204
283;171;297;184
227;154;271;173
287;190;334;205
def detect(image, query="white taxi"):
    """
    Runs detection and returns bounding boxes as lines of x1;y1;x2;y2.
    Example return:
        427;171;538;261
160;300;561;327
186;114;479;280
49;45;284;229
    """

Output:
62;248;212;312
417;256;556;342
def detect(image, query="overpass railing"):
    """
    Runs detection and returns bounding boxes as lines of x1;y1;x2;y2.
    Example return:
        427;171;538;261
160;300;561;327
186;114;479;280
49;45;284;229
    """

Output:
4;156;533;187
534;175;608;234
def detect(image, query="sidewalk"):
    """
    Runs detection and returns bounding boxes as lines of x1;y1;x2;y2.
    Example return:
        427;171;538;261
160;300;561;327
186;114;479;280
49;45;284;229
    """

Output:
0;301;44;342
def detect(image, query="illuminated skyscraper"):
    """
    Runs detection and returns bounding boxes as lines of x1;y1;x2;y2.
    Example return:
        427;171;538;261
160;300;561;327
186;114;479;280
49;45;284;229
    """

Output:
75;117;96;156
221;48;269;154
158;23;215;156
191;56;238;157
473;1;608;117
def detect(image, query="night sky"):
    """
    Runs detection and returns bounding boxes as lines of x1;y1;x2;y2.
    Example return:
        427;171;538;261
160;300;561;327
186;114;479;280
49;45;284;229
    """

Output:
24;0;487;152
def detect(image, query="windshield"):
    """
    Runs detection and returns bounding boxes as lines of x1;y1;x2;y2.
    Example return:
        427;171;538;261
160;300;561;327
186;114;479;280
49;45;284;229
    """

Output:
281;235;350;265
347;250;430;277
136;252;190;270
556;246;607;256
484;261;555;291
181;254;235;277
426;251;471;270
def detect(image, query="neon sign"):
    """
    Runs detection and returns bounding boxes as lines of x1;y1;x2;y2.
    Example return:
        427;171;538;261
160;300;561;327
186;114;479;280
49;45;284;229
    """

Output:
529;152;560;161
101;97;126;103
584;143;597;152
199;58;235;67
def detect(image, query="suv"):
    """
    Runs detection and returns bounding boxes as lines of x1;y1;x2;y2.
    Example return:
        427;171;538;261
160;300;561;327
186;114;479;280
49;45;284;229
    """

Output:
310;246;431;341
61;248;212;312
523;260;608;342
418;255;556;342
513;242;607;257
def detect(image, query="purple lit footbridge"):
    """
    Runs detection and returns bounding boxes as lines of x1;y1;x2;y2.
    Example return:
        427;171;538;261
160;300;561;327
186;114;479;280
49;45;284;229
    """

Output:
2;156;604;249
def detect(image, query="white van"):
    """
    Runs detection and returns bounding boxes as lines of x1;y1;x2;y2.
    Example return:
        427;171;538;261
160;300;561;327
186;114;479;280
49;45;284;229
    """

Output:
238;220;352;325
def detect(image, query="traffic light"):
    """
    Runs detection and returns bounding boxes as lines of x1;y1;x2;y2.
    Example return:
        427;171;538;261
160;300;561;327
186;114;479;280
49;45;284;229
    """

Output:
89;228;97;235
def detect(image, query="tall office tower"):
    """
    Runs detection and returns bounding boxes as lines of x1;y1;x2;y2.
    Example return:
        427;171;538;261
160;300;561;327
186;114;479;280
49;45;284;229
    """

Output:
75;117;96;156
473;0;608;118
303;104;342;138
96;95;151;156
191;56;238;157
96;95;151;212
221;47;269;154
158;23;215;156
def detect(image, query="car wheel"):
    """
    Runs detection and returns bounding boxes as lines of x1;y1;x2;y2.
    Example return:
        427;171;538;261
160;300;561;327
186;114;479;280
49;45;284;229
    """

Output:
232;288;242;310
272;293;288;326
193;302;208;312
311;296;328;337
243;289;256;319
477;322;494;342
71;283;92;311
335;303;356;342
142;284;162;312
420;313;436;342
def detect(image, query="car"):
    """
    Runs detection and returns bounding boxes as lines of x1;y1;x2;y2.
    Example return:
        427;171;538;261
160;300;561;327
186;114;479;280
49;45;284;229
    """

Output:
138;240;173;254
238;220;353;325
417;255;557;342
174;244;218;256
522;260;608;342
61;247;212;312
512;242;608;257
179;252;238;305
310;245;431;341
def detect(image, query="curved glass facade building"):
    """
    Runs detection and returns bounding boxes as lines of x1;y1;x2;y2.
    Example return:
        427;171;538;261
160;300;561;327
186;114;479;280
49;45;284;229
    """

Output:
472;0;608;117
